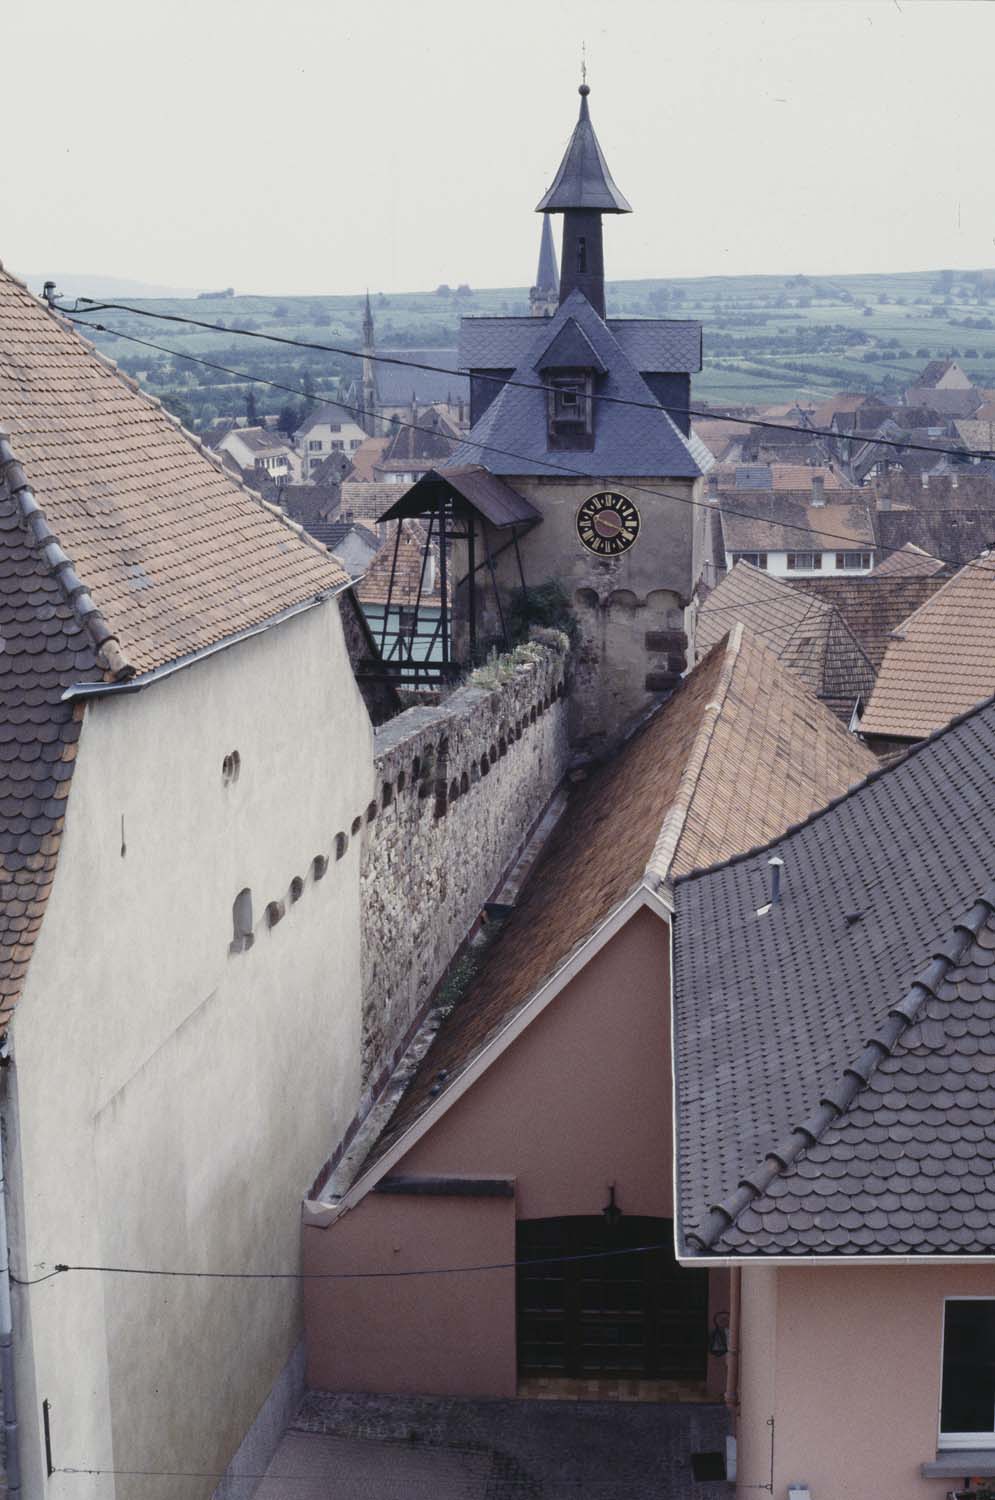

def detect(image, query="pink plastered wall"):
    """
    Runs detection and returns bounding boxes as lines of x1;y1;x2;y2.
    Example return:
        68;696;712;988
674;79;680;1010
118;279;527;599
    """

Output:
304;906;727;1397
737;1261;995;1499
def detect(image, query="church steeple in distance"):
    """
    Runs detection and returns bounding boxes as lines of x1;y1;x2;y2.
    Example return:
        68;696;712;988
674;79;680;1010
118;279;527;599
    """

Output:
530;214;559;318
361;290;379;436
535;81;631;320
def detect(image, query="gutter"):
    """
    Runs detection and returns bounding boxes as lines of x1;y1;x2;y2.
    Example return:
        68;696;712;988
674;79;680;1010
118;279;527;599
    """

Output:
61;585;350;702
0;1065;20;1498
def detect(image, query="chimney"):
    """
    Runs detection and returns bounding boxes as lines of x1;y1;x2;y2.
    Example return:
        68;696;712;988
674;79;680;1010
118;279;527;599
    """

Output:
811;473;826;507
707;474;720;503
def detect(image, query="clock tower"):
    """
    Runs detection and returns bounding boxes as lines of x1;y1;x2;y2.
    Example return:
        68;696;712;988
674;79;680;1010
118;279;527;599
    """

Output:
444;81;714;752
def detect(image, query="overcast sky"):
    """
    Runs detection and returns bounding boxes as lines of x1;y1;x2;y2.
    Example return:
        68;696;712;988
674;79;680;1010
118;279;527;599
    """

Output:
3;0;992;296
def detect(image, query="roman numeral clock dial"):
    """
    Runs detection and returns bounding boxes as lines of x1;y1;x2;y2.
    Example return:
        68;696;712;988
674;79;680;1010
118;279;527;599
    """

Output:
576;492;641;556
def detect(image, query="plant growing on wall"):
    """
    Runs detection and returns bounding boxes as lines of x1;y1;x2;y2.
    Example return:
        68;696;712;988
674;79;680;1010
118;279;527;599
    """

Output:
508;579;579;646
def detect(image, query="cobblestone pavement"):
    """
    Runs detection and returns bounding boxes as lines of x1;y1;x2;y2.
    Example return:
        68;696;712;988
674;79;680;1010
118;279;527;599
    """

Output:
255;1390;733;1498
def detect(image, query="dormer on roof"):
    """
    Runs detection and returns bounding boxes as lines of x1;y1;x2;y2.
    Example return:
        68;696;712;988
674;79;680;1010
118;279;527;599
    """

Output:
535;82;631;318
533;314;606;451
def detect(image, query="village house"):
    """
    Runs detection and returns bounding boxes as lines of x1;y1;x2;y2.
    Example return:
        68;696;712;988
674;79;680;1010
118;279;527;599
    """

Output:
215;423;299;484
0;263;378;1499
303;626;876;1405
294;403;367;480
716;475;876;576
673;688;995;1498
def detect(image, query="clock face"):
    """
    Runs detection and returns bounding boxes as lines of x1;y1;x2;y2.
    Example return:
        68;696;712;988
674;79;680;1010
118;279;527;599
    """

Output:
576;492;641;556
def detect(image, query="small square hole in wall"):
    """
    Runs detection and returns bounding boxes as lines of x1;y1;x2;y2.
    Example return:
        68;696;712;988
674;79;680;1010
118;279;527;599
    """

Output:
690;1453;726;1482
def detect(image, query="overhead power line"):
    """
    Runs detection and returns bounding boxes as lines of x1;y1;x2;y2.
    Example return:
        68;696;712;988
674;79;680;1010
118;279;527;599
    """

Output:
61;315;995;582
13;1239;677;1286
59;295;995;465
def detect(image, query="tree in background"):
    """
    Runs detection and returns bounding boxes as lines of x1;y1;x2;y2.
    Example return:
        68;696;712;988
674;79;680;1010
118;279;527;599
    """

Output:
277;402;303;437
245;388;259;427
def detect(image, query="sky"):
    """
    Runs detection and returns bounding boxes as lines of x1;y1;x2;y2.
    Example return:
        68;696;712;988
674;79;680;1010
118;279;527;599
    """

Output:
3;0;993;296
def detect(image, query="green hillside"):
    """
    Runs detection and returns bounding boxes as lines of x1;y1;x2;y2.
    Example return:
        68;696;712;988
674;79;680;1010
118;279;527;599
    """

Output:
71;267;995;427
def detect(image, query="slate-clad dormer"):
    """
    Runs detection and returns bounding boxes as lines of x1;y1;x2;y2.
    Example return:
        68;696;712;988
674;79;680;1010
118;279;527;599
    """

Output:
445;81;716;751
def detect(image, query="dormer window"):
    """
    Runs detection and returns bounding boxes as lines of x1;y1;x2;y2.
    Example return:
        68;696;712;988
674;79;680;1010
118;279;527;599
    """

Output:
547;371;594;450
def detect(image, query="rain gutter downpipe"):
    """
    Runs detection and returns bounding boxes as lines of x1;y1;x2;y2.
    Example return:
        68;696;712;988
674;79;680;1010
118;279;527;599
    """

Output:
0;1078;21;1498
724;1264;741;1414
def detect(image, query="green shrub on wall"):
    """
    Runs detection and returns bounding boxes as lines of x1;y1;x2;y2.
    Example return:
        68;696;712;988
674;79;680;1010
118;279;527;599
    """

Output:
508;580;579;645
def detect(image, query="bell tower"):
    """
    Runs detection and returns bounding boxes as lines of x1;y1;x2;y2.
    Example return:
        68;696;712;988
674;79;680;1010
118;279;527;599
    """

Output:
432;80;714;752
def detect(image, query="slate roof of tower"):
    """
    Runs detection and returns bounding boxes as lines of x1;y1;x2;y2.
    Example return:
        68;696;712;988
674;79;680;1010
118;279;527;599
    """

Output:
859;554;995;739
0;263;351;1022
448;290;711;478
673;690;995;1257
460;316;702;374
376;350;468;407
349;627;874;1187
535;86;633;214
697;562;875;719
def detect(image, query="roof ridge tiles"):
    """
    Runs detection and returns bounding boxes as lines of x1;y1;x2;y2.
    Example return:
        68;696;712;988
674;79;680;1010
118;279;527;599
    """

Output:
0;437;132;682
686;893;995;1253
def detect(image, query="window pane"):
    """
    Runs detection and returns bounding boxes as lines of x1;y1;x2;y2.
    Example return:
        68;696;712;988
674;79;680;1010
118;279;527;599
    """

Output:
942;1301;995;1435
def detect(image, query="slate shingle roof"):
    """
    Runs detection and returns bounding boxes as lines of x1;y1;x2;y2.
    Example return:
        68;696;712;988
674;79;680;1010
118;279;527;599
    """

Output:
875;505;995;569
535;86;632;214
859;554;995;739
459;317;702;376
785;573;947;671
673;690;995;1257
0;468;97;1025
697;562;876;719
376;350;468;408
352;627;874;1186
449;291;711;478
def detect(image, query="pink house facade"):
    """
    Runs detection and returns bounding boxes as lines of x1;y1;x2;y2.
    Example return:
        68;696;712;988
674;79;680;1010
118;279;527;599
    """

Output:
674;688;995;1498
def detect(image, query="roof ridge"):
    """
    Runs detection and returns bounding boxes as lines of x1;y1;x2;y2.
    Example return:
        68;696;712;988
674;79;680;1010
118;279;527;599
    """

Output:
822;603;876;685
0;436;133;681
674;680;995;888
882;550;994;642
644;626;743;887
685;885;995;1252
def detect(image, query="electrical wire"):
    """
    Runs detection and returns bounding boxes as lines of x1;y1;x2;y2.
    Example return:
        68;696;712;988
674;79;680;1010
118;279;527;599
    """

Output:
59;296;995;466
61;314;995;581
10;1239;680;1286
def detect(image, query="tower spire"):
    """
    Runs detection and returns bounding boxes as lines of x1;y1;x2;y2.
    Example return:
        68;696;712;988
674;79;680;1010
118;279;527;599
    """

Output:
535;81;631;319
530;215;560;317
361;291;379;437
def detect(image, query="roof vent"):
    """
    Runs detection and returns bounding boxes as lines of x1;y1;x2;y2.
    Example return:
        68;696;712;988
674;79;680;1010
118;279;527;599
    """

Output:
756;855;785;917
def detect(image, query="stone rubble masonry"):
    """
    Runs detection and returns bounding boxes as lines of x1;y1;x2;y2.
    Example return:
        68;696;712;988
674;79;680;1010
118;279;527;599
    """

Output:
358;645;570;1085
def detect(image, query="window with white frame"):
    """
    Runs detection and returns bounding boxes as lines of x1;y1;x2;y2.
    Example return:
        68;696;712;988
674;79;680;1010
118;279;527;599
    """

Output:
786;552;822;570
731;552;768;570
309;440;323;451
940;1299;995;1448
835;550;872;570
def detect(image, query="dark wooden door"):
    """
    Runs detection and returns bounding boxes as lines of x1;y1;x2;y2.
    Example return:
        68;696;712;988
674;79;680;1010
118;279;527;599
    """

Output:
516;1216;708;1380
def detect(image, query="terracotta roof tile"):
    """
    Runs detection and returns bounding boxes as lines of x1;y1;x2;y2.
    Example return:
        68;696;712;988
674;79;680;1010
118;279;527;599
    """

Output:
357;628;875;1179
0;267;348;678
720;496;875;554
859;554;995;739
870;541;946;579
697;562;876;716
786;573;948;671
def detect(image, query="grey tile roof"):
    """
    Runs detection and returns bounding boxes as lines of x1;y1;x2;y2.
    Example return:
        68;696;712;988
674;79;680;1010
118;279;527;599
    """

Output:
535;86;632;214
459;317;701;375
448;291;711;479
673;690;995;1258
376;350;469;407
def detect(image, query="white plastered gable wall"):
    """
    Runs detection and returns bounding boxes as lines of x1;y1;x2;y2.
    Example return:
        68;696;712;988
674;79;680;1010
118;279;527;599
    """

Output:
5;599;375;1499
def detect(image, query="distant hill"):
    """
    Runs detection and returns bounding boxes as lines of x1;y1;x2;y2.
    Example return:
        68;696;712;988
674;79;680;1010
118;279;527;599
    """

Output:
67;267;995;423
21;272;202;301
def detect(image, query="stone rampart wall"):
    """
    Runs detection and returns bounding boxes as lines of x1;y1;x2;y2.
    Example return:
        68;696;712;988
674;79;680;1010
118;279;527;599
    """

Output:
358;645;570;1083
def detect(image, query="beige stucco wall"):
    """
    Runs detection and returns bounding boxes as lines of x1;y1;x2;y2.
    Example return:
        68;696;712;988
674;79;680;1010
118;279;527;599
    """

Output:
6;599;375;1500
737;1261;995;1499
452;475;703;751
306;906;726;1398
